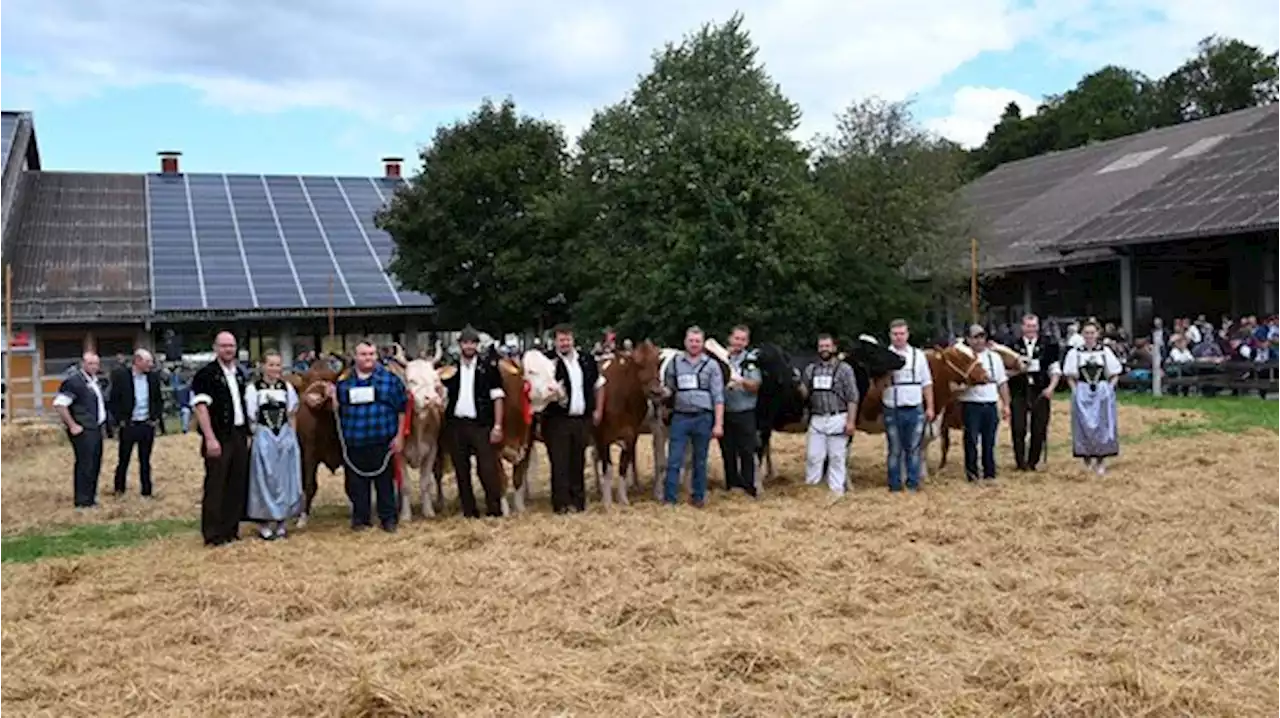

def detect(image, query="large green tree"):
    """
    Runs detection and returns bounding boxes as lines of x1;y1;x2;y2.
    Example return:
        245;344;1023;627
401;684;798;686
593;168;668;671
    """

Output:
1157;36;1279;123
378;98;572;333
811;98;973;335
567;15;831;347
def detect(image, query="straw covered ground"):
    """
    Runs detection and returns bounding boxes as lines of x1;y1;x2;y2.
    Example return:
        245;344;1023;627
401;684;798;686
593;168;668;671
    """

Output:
2;400;1277;717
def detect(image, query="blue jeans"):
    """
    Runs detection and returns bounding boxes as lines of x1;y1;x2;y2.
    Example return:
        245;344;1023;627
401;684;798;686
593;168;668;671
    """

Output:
884;405;924;490
664;411;713;503
180;407;192;433
961;402;999;480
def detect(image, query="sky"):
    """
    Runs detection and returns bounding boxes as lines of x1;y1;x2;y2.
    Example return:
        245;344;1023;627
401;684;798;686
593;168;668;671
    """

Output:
1;0;1276;177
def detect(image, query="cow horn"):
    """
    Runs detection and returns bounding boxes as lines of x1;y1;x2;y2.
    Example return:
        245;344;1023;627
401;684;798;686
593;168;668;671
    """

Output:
432;340;443;364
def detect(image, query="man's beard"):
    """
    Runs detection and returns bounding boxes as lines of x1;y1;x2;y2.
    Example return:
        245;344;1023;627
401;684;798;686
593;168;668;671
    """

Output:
818;351;833;360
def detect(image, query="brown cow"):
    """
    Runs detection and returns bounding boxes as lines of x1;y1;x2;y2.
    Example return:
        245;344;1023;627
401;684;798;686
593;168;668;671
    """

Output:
289;358;345;528
591;341;665;507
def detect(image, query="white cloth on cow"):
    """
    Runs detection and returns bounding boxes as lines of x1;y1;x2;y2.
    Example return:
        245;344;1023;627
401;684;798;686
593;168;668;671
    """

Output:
805;412;849;495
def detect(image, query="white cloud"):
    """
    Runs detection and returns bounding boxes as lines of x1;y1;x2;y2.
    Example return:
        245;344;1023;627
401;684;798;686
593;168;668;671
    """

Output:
926;87;1040;148
0;0;1275;145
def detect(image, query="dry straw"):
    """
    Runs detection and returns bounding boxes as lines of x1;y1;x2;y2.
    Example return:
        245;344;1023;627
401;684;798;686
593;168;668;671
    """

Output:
2;403;1277;717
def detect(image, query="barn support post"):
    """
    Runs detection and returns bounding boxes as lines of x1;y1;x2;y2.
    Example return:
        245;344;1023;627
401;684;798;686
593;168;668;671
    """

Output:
1264;234;1274;314
1118;254;1134;337
1022;276;1033;318
135;326;153;351
277;325;294;366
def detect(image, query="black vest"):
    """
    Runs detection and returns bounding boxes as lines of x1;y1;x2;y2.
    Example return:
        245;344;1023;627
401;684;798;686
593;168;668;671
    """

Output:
192;361;248;435
1009;337;1060;394
443;357;502;427
542;350;599;418
58;371;106;430
254;378;290;434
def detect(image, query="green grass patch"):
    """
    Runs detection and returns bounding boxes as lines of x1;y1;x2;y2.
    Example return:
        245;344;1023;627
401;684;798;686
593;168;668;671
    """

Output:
1;519;195;564
1118;393;1278;439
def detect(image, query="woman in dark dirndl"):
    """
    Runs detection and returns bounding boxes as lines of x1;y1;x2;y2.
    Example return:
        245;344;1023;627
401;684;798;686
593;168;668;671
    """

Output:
245;351;303;539
1062;321;1123;475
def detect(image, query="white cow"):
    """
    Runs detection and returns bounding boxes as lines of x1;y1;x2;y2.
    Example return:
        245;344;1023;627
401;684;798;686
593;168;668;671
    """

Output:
503;349;561;513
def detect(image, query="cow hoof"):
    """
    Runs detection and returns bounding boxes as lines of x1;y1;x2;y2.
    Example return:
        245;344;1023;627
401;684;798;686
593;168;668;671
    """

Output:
500;498;512;517
296;514;309;529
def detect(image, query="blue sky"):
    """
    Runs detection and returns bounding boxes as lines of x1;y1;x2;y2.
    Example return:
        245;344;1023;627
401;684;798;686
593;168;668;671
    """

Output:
2;0;1275;177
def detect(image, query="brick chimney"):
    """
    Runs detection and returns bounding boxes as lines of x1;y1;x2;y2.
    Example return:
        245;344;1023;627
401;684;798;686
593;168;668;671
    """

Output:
382;156;403;179
158;151;182;174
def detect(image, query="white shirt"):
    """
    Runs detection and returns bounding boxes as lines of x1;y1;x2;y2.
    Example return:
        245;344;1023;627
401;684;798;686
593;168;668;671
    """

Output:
882;345;932;409
1067;333;1085;350
1063;345;1122;380
1185;325;1202;345
455;358;479;419
1168;347;1194;364
223;363;246;426
958;350;1007;404
563;351;586;416
244;382;299;424
54;371;107;425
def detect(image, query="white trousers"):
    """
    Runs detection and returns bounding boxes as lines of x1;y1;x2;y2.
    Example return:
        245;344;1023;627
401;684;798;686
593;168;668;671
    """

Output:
805;412;849;495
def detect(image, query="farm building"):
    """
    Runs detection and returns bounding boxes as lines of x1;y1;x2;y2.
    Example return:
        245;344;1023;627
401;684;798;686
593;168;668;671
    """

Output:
963;103;1278;332
1;110;434;417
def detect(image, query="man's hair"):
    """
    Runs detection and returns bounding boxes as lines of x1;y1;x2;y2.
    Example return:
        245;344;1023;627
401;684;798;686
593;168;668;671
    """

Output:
730;324;750;336
355;339;377;352
1022;313;1039;324
888;319;908;330
262;349;282;361
817;333;834;343
133;348;153;363
552;323;574;337
685;325;704;338
1081;320;1101;332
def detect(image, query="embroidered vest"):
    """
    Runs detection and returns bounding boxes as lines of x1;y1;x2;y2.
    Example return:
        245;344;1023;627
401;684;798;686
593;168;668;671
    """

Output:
255;378;290;434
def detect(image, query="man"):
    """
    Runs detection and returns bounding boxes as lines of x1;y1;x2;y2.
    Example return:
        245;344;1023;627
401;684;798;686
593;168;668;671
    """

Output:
882;320;934;492
662;326;725;507
441;325;506;518
109;348;165;497
1008;314;1061;472
720;325;762;497
53;352;108;509
800;334;859;497
957;325;1011;482
542;324;604;514
329;340;407;532
192;331;251;546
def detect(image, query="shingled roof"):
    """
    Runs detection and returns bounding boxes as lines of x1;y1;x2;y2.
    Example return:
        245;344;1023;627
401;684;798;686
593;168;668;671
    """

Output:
962;103;1279;273
8;172;152;323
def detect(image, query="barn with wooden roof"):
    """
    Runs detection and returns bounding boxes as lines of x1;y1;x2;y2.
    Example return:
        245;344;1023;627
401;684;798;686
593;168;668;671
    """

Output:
1;110;432;416
964;103;1278;333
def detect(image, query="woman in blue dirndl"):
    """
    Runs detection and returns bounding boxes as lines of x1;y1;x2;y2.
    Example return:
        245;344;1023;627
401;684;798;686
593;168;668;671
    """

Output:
1062;321;1123;476
245;351;304;539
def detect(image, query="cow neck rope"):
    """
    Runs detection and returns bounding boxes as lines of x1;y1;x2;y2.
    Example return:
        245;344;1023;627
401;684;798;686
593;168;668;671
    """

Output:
329;376;397;479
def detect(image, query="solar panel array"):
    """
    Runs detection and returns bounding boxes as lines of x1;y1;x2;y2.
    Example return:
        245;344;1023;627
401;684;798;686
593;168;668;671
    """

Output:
1058;110;1280;249
1;113;19;170
146;173;430;312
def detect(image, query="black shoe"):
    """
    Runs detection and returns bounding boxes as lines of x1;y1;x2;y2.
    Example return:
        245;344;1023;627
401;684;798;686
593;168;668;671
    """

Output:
351;523;371;532
380;521;397;533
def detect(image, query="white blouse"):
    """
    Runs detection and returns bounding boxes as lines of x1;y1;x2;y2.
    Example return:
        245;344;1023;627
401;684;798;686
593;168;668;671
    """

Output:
1062;346;1122;380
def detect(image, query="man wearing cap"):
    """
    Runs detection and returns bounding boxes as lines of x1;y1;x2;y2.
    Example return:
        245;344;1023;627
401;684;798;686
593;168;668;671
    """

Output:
957;325;1011;482
441;326;507;518
661;326;725;507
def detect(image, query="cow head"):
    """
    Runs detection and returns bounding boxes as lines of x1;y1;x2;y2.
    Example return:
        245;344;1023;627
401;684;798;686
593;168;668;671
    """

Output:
629;341;666;399
403;359;445;416
846;334;906;378
520;350;560;413
299;359;343;411
936;342;991;385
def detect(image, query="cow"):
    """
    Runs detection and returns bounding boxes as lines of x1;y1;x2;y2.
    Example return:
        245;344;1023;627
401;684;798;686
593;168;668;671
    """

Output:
397;356;447;521
751;335;905;487
590;340;666;507
290;357;345;528
930;340;1023;471
504;349;560;513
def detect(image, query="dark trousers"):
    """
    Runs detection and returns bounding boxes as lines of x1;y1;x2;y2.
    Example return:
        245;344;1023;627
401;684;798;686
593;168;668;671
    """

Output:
544;414;588;513
719;410;758;495
201;429;250;546
114;421;156;495
343;442;398;528
71;427;104;507
447;419;503;518
1010;390;1050;469
961;402;999;480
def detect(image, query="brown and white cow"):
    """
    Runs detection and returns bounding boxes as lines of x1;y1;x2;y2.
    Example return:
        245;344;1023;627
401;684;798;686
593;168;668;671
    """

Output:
397;357;447;521
921;341;995;474
590;340;666;507
291;358;345;528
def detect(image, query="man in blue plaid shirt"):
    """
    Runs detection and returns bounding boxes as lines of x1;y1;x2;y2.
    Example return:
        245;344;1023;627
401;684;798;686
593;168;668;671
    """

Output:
327;340;408;532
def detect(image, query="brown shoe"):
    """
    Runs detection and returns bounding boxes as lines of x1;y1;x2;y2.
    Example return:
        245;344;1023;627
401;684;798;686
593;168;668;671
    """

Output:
689;496;706;509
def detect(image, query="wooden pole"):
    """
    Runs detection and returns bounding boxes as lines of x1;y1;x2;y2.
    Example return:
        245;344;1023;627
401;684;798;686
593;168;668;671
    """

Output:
4;263;11;423
327;274;335;341
970;238;979;325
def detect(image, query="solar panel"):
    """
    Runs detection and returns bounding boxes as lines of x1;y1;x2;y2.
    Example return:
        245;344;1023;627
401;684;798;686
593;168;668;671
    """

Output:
187;174;256;309
146;174;207;310
1;114;17;170
300;176;399;306
225;175;307;308
339;177;432;305
263;175;353;308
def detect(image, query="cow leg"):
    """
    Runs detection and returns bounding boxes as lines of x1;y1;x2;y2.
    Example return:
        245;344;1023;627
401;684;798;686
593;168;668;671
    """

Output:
299;453;319;529
616;441;634;506
399;473;414;524
600;448;615;510
651;420;668;502
419;444;438;519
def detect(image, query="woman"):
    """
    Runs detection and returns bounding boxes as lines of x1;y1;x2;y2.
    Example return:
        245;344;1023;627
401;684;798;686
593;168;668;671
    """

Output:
1062;322;1122;475
245;351;303;539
